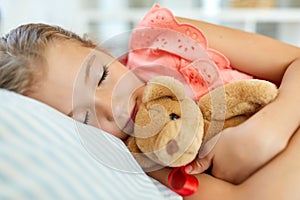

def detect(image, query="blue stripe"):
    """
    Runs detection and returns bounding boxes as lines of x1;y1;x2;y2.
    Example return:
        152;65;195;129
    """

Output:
9;105;76;145
1;111;92;198
2;114;98;196
0;146;57;199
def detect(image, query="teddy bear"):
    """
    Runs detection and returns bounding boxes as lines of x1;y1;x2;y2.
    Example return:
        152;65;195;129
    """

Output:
126;76;278;170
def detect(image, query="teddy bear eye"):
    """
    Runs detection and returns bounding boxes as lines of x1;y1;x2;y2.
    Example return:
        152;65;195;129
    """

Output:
169;113;179;121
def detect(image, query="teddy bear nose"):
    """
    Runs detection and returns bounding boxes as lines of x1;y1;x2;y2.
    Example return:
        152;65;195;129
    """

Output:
169;113;180;121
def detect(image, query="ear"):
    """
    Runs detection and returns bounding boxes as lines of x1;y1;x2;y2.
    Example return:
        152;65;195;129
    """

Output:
142;76;186;103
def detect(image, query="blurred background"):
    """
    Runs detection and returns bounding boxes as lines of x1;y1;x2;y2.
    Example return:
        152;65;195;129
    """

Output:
0;0;300;46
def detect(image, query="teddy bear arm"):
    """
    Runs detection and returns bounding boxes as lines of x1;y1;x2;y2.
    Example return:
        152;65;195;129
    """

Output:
200;80;278;142
199;80;278;121
223;81;278;122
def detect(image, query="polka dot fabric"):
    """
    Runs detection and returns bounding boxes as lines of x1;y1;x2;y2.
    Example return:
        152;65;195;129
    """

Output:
126;4;252;100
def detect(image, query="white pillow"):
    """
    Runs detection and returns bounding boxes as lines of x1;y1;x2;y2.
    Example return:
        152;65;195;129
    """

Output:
0;89;181;200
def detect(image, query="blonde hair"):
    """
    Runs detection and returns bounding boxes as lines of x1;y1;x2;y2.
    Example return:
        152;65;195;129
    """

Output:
0;23;96;95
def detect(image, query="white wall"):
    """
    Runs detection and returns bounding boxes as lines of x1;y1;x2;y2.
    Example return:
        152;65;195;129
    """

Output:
0;0;300;46
0;0;86;35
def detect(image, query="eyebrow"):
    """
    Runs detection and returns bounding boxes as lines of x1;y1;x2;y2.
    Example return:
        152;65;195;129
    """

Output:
84;54;96;84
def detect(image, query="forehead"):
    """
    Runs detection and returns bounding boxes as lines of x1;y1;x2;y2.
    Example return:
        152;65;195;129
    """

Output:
30;41;104;115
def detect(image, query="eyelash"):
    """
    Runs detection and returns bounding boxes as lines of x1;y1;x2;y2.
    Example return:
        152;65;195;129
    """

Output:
83;111;90;124
98;65;109;87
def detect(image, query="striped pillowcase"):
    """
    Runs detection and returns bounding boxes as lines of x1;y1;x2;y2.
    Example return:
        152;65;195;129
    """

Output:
0;89;181;200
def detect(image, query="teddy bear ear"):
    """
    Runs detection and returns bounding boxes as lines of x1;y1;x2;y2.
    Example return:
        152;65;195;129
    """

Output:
142;76;186;103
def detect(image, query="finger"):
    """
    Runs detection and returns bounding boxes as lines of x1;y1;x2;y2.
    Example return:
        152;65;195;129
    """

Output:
185;157;212;175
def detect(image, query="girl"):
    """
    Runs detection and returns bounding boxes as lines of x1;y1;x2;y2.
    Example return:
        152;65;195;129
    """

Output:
1;5;300;199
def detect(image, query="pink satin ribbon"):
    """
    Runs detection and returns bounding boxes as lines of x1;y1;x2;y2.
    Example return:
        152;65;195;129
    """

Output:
168;166;199;196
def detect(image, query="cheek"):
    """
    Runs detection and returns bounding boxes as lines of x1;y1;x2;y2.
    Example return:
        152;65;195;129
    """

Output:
94;116;128;140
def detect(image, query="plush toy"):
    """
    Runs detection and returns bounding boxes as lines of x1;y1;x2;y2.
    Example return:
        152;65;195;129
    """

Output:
126;76;278;170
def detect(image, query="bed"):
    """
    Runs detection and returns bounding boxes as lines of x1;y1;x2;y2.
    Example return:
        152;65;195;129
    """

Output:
0;89;181;199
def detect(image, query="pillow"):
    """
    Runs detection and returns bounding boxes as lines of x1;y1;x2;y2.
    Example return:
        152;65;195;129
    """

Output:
0;89;181;200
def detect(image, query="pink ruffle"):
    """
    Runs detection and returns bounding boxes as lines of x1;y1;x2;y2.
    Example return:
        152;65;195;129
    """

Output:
126;4;252;100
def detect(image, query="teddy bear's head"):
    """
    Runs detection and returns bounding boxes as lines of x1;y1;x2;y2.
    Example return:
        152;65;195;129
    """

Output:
126;75;278;170
127;76;204;168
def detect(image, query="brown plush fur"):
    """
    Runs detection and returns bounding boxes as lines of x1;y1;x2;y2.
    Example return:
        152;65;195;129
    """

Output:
126;76;278;169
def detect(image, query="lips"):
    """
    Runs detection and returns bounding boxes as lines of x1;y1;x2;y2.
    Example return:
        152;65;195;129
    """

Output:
121;102;139;136
130;103;138;123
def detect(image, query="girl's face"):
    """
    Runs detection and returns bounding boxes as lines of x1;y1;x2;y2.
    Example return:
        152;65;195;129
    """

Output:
30;41;145;140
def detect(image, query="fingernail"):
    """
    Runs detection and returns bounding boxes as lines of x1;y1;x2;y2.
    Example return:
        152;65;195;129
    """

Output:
185;165;192;174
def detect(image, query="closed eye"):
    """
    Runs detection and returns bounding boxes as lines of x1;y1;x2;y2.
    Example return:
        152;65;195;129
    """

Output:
98;65;109;87
83;111;90;124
